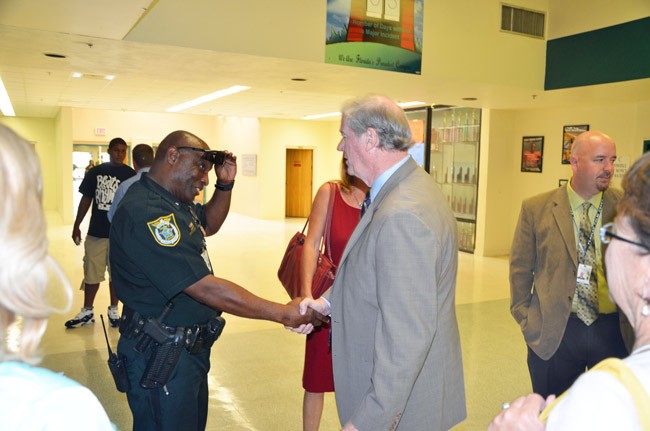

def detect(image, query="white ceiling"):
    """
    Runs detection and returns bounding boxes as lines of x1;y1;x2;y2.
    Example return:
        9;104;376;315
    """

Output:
0;0;648;120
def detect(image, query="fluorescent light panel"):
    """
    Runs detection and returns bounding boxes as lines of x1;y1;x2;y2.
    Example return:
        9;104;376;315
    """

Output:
398;101;426;108
0;77;15;116
71;72;115;80
302;101;427;120
166;85;251;113
302;111;341;120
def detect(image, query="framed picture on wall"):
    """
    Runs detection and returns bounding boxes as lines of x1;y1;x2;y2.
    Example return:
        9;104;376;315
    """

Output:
561;124;589;164
558;179;568;188
521;136;544;173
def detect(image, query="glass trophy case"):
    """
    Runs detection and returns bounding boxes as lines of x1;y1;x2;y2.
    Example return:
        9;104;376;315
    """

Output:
405;106;481;253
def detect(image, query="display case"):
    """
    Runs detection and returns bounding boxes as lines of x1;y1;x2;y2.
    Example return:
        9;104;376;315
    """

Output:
405;106;481;253
430;107;480;253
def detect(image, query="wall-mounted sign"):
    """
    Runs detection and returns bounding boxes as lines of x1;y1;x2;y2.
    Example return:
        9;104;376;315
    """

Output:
325;0;423;75
242;154;257;176
614;155;630;179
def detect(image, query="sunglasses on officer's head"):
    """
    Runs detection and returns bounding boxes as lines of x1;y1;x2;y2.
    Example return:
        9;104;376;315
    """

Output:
177;146;228;166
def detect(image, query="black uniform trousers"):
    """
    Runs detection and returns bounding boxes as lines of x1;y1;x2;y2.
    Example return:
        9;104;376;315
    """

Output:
527;312;628;398
118;335;211;431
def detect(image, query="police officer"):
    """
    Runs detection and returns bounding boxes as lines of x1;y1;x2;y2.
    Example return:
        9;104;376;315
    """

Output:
110;130;324;431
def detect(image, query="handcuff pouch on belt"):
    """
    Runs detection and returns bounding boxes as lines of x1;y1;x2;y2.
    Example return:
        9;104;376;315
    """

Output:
120;304;226;389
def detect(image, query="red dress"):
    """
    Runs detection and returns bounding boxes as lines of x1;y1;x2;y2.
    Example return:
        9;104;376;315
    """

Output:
303;184;361;392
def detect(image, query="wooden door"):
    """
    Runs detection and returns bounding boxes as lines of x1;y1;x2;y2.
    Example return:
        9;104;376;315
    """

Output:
285;149;313;217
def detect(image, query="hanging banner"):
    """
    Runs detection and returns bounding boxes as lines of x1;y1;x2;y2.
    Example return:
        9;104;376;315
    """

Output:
326;0;423;75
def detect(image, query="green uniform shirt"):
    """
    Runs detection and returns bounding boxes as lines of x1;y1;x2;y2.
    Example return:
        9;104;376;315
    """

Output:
110;174;218;327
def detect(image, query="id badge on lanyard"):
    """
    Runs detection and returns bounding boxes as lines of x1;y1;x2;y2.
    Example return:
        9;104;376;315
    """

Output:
577;263;593;286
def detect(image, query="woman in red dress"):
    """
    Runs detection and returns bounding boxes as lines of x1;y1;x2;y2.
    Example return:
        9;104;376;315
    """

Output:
300;158;368;431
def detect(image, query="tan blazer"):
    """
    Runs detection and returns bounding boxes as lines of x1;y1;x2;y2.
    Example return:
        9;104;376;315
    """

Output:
328;158;466;430
509;185;623;360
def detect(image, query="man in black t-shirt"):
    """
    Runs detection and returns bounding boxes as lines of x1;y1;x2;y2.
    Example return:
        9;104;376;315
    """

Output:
65;137;135;329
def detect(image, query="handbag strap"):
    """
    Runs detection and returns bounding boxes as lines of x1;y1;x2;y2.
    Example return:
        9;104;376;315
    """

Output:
300;182;336;261
322;182;336;261
539;357;650;428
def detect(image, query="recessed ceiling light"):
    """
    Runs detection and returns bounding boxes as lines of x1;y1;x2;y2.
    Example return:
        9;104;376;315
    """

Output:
71;72;83;78
462;97;477;101
44;53;66;59
166;85;251;113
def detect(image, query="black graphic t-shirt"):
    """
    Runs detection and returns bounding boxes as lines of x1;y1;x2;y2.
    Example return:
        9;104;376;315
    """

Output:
79;163;136;238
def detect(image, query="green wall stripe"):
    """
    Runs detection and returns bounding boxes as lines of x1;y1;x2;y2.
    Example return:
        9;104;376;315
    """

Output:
545;16;650;90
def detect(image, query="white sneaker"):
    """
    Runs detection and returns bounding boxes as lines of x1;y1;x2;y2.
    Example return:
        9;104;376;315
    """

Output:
107;306;120;328
65;307;95;328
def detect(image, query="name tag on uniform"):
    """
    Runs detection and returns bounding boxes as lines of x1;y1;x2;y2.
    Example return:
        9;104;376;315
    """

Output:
577;263;593;286
201;246;213;272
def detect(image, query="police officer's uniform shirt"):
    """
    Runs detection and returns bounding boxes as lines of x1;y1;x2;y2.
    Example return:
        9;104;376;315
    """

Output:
109;174;218;327
79;162;136;238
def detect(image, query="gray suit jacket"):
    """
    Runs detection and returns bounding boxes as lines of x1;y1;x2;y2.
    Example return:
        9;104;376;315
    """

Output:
329;158;466;431
509;185;624;360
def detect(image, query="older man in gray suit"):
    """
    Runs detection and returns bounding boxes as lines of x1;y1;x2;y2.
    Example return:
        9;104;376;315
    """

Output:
297;95;466;431
510;131;629;399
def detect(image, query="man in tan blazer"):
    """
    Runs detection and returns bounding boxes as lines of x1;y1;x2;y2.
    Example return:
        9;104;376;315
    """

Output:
510;131;629;398
297;95;466;430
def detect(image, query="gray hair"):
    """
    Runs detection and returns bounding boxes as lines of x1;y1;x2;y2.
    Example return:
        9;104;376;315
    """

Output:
341;94;412;151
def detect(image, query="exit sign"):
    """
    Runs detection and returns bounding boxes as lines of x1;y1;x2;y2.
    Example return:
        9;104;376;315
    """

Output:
95;127;106;136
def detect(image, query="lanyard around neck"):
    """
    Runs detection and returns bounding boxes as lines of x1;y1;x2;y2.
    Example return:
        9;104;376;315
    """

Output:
569;197;604;260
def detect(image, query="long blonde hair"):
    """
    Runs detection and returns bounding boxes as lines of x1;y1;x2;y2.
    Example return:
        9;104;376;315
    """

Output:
0;124;72;364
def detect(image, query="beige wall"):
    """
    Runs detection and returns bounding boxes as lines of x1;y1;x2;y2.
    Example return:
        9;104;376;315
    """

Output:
428;0;547;88
4;99;650;254
0;116;58;213
548;0;650;39
3;109;341;224
480;99;650;256
257;118;341;220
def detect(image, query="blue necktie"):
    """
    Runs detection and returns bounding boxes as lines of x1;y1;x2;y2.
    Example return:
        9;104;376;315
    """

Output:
360;192;371;219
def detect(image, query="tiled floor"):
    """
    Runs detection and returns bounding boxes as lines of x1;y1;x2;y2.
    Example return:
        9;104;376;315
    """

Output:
40;212;531;430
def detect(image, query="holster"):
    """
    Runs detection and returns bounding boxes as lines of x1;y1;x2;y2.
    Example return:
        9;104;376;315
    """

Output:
119;306;226;389
184;315;226;354
139;327;186;389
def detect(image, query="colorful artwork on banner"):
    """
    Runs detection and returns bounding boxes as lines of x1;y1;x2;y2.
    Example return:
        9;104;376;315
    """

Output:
325;0;423;75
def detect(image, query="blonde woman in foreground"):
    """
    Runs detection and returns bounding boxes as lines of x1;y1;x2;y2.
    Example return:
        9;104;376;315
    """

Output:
0;124;115;430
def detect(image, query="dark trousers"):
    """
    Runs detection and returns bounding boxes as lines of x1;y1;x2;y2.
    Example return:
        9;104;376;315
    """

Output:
118;336;211;431
527;312;628;398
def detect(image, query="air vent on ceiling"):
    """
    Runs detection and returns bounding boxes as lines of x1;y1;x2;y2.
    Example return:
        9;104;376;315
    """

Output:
501;4;545;39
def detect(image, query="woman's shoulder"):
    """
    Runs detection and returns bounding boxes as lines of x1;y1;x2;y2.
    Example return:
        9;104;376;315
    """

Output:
0;362;115;430
0;361;83;391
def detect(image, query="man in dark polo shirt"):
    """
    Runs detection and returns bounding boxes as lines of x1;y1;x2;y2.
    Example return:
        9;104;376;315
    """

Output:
110;130;323;431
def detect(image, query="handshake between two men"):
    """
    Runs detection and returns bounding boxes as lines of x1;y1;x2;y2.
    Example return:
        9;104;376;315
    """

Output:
287;297;331;334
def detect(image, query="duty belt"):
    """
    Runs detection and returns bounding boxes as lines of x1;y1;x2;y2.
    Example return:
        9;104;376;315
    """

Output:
119;306;225;354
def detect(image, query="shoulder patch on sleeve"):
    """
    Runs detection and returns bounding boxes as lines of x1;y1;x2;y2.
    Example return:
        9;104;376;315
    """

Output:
147;214;181;247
